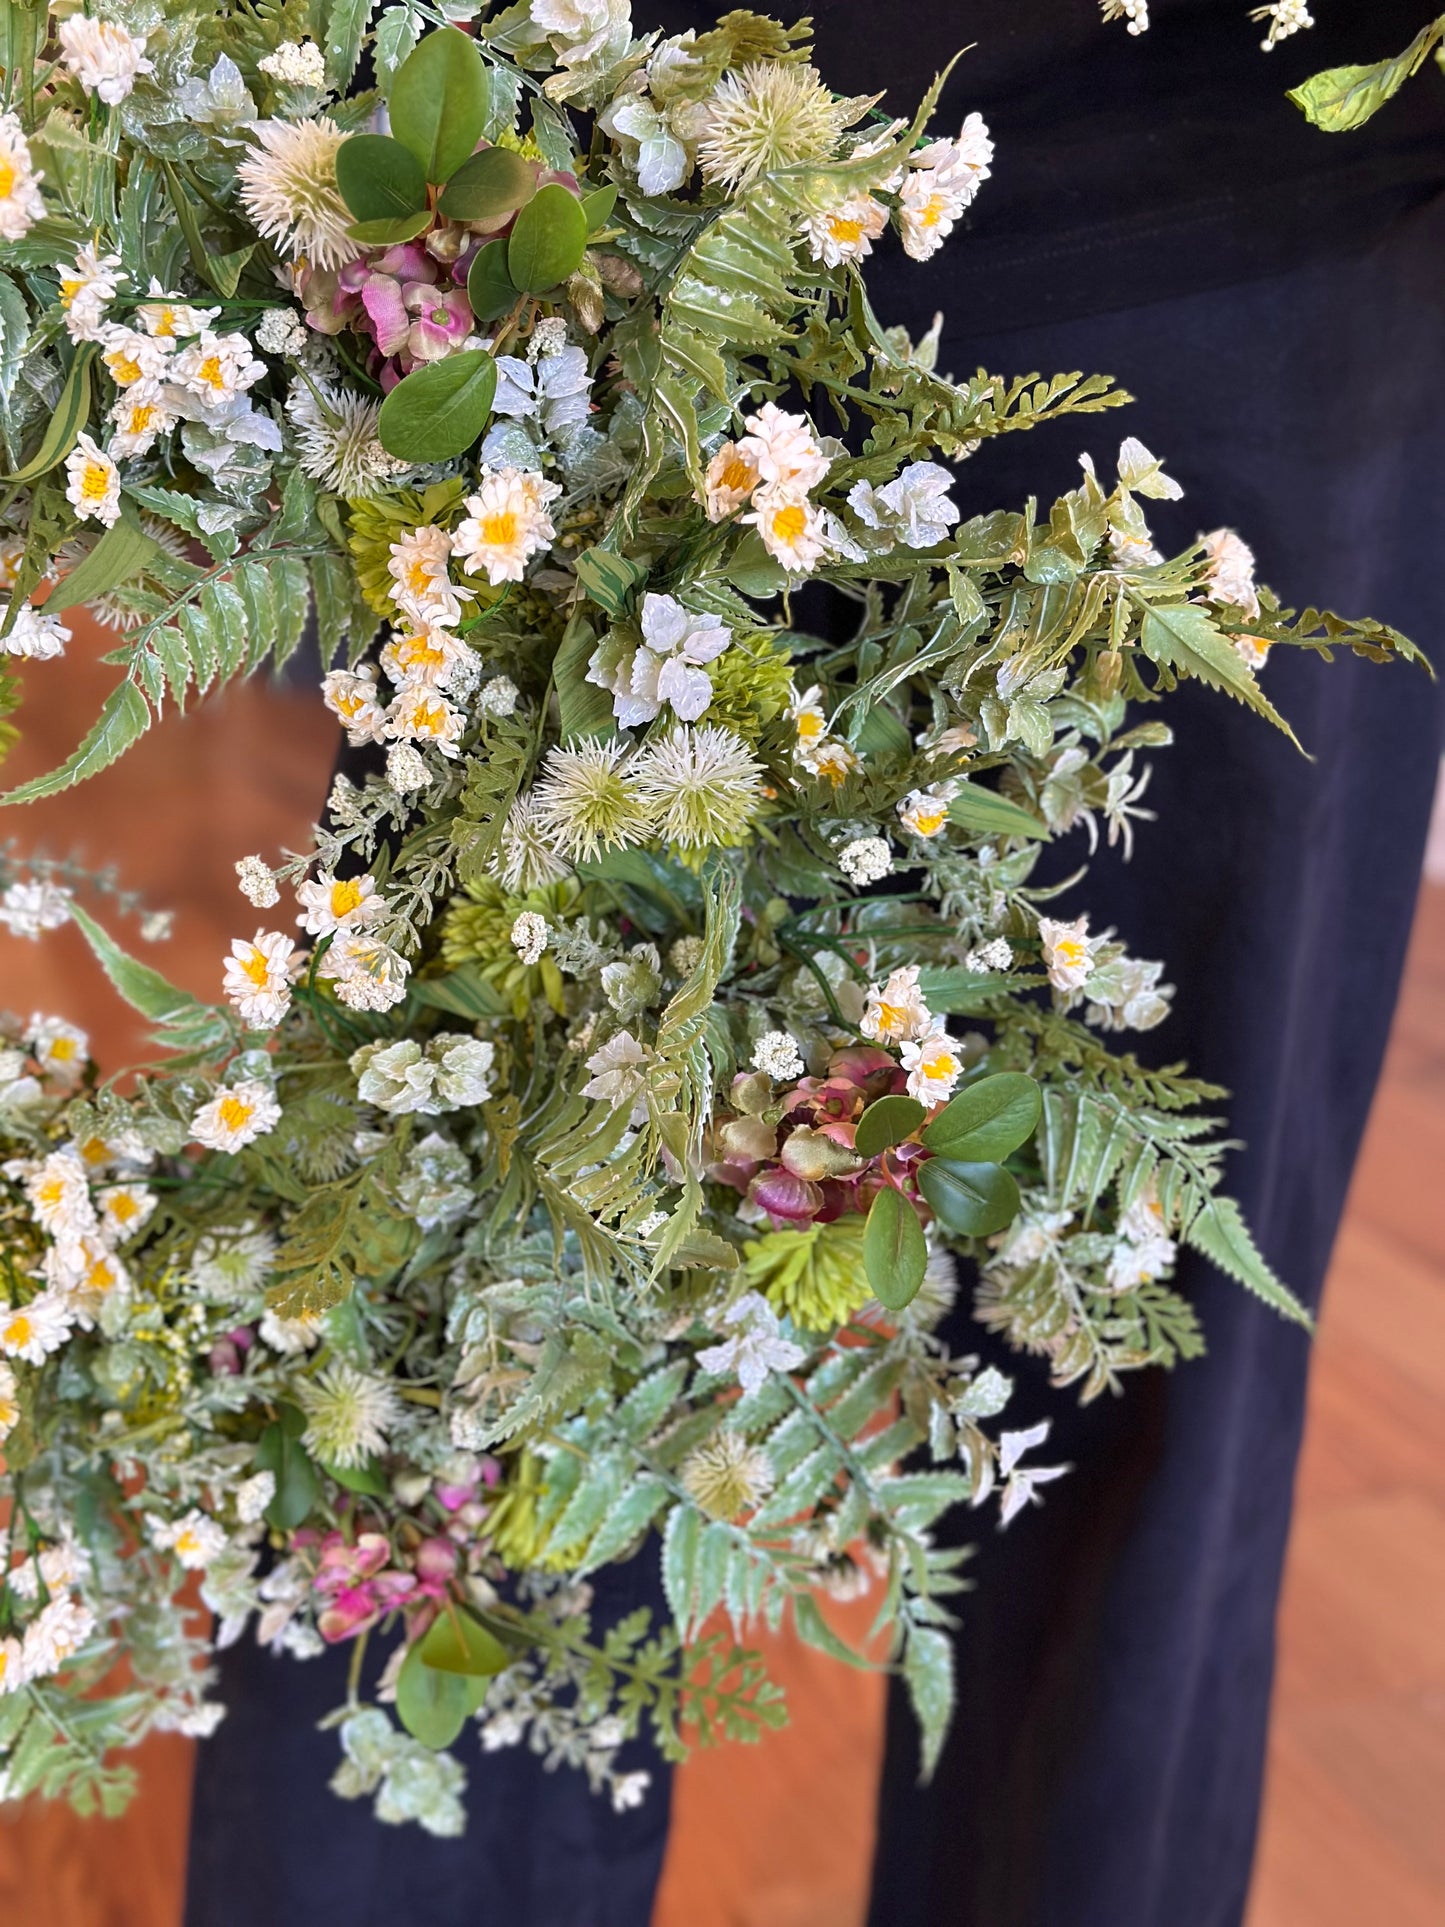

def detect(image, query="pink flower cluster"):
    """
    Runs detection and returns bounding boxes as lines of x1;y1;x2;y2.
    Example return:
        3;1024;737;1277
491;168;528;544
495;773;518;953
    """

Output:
709;1047;928;1227
311;1528;458;1642
294;148;581;386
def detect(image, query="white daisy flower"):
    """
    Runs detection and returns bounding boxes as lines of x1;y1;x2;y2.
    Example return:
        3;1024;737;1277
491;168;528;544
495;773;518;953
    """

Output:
0;1361;19;1445
99;324;172;391
107;383;176;459
743;486;830;573
58;244;125;344
319;931;411;1012
897;785;953;839
172;331;266;413
901;1024;964;1106
1037;914;1098;994
1;604;70;660
802;739;861;787
20;1593;96;1679
387;525;473;629
386;684;465;758
295;872;386;938
189;1080;282;1153
64;434;122;527
26;1014;88;1084
911;113;993;196
20;1147;97;1239
149;1509;228;1571
861;964;934;1045
1199;527;1261;622
0;113;45;241
0;1291;76;1365
221;930;296;1029
321;665;388;745
897;170;973;262
56;16;153;103
801;193;888;268
631;723;764;849
237;117;353;270
136;282;220;341
0;1633;26;1693
380;623;474;694
701;439;760;520
588;591;732;728
46;1233;128;1311
451;466;562;585
738;403;831;492
286;380;397;496
96;1182;156;1244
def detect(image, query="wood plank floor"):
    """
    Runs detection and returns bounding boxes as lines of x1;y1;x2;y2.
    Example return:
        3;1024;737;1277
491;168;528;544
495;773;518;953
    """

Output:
1;639;1441;1924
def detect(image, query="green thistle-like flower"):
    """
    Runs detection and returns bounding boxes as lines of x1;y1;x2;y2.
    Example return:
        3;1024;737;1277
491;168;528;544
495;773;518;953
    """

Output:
531;740;650;863
697;62;871;187
632;725;764;852
485;1450;582;1572
681;1429;776;1519
703;632;796;745
740;1216;872;1331
299;1361;401;1469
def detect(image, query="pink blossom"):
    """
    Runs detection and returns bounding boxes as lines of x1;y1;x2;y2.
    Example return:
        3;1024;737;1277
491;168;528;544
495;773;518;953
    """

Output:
403;283;473;363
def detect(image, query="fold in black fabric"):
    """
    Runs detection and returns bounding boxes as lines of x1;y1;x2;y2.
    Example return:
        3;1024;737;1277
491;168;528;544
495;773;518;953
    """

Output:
867;186;1445;1927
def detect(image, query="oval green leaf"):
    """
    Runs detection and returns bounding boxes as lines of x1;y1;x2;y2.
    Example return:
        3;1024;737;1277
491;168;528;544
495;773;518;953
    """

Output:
582;183;619;232
418;1607;510;1677
395;1640;488;1750
466;239;518;324
346;210;433;248
377;349;498;463
321;1455;389;1496
335;133;429;221
854;1094;926;1161
254;1407;321;1531
506;182;588;293
389;27;490;184
920;1072;1042;1164
864;1185;929;1310
438;145;537;222
916;1158;1021;1239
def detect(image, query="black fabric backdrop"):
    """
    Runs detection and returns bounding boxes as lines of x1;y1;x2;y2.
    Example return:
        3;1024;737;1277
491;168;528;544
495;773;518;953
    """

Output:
186;6;1445;1922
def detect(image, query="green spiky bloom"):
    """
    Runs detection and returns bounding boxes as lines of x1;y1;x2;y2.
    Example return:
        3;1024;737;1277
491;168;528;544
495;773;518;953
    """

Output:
704;632;796;745
346;478;470;619
740;1217;872;1331
438;878;576;1016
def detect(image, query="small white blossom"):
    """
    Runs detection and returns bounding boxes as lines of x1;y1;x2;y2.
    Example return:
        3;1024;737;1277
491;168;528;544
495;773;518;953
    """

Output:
295;872;386;938
861;965;933;1045
385;742;432;793
254;306;311;357
452;467;562;584
964;937;1014;973
1037;915;1099;995
510;911;549;966
848;462;960;551
1199;527;1261;623
477;675;520;717
801;193;888;267
235;1470;277;1525
64;435;122;528
897;786;953;840
235;856;280;908
149;1509;228;1571
1;604;70;661
190;1080;282;1153
837;836;893;887
20;1594;96;1679
57;16;153;104
900;1024;964;1106
697;1292;807;1397
588;592;732;728
58;244;124;344
258;39;328;88
0;1290;75;1364
0;114;45;241
322;666;388;744
26;1015;88;1085
738;403;830;492
751;1031;804;1083
0;880;70;938
701;440;760;520
221;930;296;1028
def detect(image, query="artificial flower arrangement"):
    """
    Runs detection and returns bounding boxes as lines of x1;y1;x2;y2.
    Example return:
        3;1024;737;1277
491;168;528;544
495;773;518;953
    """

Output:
0;1;1423;1835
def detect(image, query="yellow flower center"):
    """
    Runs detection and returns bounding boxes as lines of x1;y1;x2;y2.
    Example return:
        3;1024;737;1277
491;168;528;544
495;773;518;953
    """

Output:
911;806;946;836
152;309;179;338
329;877;366;918
397;633;447;674
877;1000;907;1037
239;948;273;987
47;1036;77;1062
59;277;83;307
125;403;156;435
196;354;224;391
1054;936;1087;970
719;455;754;493
0;159;16;199
80;1137;110;1166
37;1177;66;1210
922;1048;959;1081
4;1313;33;1348
771;504;807;543
175;1528;201;1560
79;460;112;505
403;557;433;595
216;1095;256;1133
794;711;825;744
920;196;947;228
333;688;366;720
479;511;518;548
411;699;447;737
86;1256;117;1293
109;1193;139;1224
828;214;864;245
108;351;143;385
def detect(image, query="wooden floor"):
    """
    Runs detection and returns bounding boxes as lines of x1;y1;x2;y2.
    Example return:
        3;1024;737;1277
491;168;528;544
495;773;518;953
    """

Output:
1;637;1441;1924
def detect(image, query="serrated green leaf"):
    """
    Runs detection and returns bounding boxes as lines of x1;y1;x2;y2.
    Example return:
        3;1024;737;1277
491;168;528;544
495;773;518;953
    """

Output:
0;679;150;804
1183;1193;1313;1330
1288;19;1445;132
903;1623;955;1779
45;514;159;614
1138;601;1299;746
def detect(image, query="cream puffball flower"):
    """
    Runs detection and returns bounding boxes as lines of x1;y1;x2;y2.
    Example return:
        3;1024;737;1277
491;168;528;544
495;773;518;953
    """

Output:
190;1080;282;1153
0;114;46;242
287;381;397;497
632;724;765;850
738;403;831;492
222;930;296;1029
238;117;354;271
1037;914;1096;993
702;440;760;521
451;467;562;584
861;964;933;1045
56;16;154;104
64;435;122;528
801;193;888;268
697;61;864;187
743;487;830;573
901;1025;964;1106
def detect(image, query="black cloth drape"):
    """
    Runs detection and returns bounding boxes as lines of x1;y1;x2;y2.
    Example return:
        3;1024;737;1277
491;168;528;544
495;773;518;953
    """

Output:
187;5;1445;1922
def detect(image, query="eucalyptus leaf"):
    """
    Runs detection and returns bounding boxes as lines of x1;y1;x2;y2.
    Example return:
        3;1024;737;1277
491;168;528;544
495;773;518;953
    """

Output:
417;1608;510;1677
920;1073;1042;1163
864;1185;929;1310
377;349;497;462
466;238;518;323
854;1095;926;1160
507;182;588;293
395;1640;488;1749
335;133;429;221
388;27;490;183
346;210;433;247
916;1157;1021;1239
438;145;537;222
